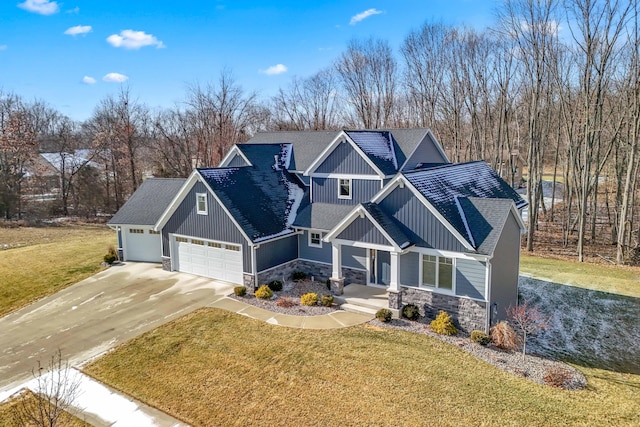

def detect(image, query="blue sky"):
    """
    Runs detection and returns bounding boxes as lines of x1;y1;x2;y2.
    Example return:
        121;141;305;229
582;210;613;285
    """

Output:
0;1;498;121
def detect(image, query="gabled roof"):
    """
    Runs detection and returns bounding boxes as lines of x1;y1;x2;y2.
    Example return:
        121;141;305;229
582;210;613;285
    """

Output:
361;202;413;250
197;144;304;242
293;202;354;231
458;197;520;256
402;161;526;252
108;178;187;226
344;131;398;176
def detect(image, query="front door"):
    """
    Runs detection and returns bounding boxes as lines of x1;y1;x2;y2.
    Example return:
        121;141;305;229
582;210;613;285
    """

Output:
368;249;390;287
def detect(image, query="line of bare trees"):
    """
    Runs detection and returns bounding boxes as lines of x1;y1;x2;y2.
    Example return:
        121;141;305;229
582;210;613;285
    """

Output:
1;0;638;264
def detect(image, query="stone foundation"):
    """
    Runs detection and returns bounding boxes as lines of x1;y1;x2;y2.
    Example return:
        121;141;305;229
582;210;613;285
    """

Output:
388;291;402;310
330;277;345;295
161;257;171;271
243;273;256;293
401;287;487;332
117;249;124;261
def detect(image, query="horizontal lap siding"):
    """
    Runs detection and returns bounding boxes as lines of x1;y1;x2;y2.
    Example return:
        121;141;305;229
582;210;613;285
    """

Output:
316;140;376;175
256;235;298;272
312;178;380;205
337;216;390;246
162;181;252;273
400;251;420;286
342;245;366;270
379;186;466;253
298;231;331;264
456;259;486;300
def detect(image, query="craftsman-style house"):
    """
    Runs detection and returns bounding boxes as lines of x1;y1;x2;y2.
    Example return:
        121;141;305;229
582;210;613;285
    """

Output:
108;129;526;332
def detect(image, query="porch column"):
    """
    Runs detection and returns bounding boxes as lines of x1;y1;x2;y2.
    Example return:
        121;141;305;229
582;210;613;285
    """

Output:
329;242;345;295
388;251;402;311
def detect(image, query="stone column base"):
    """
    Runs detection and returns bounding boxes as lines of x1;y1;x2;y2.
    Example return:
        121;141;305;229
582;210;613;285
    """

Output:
330;277;345;295
388;291;402;310
161;257;171;271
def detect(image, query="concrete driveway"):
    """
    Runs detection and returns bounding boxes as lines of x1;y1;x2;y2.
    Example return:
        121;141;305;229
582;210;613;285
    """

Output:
0;262;235;393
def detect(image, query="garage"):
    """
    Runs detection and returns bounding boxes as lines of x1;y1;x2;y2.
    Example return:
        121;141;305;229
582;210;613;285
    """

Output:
172;235;243;284
123;227;162;262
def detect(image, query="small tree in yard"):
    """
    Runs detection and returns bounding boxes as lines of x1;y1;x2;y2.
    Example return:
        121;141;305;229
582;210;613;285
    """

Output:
507;301;548;358
11;349;81;427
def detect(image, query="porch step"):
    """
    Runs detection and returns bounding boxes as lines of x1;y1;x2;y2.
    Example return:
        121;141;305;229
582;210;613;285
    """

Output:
334;295;386;312
339;303;378;317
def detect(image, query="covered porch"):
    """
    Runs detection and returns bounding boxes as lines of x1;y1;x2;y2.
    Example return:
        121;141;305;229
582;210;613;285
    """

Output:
333;283;400;318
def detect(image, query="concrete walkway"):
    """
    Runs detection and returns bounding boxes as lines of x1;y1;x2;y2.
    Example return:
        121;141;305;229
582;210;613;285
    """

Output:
208;297;373;329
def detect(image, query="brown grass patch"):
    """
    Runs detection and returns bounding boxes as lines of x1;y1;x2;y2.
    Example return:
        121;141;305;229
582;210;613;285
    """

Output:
85;309;640;426
0;391;89;427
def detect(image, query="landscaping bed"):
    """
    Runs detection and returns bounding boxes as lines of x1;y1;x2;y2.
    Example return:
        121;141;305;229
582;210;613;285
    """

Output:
229;279;338;316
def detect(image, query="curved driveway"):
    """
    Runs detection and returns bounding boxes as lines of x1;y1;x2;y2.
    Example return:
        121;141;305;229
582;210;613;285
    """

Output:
0;262;235;393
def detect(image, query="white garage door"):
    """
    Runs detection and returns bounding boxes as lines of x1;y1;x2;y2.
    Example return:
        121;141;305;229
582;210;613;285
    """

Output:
124;228;162;262
173;236;243;284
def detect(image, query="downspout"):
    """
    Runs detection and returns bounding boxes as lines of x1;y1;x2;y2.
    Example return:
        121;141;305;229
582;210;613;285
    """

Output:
485;260;492;333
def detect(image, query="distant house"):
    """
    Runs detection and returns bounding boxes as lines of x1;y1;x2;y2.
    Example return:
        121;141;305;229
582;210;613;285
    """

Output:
494;149;527;189
108;129;527;332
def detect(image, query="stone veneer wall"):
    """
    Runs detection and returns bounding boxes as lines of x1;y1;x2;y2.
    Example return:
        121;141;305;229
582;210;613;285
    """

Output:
254;260;367;293
161;257;171;271
401;287;487;332
243;273;256;293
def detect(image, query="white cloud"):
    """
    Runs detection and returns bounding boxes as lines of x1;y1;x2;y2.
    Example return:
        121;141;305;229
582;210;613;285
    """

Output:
17;0;59;15
82;76;96;84
102;73;128;83
106;30;165;50
66;6;80;14
259;64;288;76
64;25;92;36
349;8;382;25
0;45;7;51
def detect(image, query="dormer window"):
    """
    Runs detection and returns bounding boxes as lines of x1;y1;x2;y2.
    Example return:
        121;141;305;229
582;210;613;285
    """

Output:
196;193;208;215
338;178;352;199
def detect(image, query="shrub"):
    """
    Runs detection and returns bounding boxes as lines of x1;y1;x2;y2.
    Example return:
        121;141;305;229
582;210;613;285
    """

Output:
471;330;491;346
430;310;458;335
255;285;273;300
321;294;334;307
267;280;283;292
103;246;118;264
276;297;296;308
376;308;393;322
402;304;420;321
291;271;308;281
233;286;247;297
300;292;318;306
490;321;520;351
543;366;572;388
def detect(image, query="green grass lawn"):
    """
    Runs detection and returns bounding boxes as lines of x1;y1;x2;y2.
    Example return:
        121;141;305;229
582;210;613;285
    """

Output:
85;309;640;426
520;254;640;298
0;226;114;317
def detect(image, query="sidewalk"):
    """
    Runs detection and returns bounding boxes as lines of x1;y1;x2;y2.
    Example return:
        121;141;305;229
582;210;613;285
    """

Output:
208;296;373;329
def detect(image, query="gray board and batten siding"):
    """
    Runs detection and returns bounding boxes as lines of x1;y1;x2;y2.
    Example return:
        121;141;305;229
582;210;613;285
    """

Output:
256;234;298;272
489;211;522;323
311;177;381;205
227;153;249;167
162;181;252;273
336;216;392;247
378;186;468;253
315;139;378;175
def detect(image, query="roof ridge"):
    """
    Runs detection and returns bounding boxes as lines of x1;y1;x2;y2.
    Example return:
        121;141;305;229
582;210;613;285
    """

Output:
404;160;485;174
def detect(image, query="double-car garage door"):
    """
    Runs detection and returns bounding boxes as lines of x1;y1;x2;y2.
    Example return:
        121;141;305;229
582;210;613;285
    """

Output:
172;236;243;284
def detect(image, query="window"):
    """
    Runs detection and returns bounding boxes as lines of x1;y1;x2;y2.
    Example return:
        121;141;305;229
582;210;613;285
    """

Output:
338;178;352;199
192;239;204;245
129;228;144;234
421;255;454;291
308;231;322;248
148;230;160;235
207;242;222;248
175;236;189;243
226;244;240;251
196;193;207;215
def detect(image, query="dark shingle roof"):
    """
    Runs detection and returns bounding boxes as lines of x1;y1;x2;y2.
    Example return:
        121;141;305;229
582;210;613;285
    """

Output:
403;161;526;250
235;144;292;169
293;202;354;231
361;202;413;249
108;178;187;225
198;145;304;242
345;131;399;175
245;131;338;171
458;197;516;255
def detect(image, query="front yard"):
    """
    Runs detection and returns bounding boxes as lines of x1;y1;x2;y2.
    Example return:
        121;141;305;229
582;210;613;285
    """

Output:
84;308;639;426
0;225;114;316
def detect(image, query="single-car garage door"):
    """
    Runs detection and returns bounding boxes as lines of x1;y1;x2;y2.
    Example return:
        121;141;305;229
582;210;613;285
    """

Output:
124;228;162;262
173;236;243;284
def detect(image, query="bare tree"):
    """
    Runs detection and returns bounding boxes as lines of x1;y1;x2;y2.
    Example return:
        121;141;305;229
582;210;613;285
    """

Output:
10;350;82;427
507;301;548;357
335;37;398;129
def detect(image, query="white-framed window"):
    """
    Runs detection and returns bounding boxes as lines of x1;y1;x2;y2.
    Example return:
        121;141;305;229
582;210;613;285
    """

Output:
129;228;144;234
421;254;454;291
148;230;160;235
338;178;352;199
308;230;322;248
196;193;207;215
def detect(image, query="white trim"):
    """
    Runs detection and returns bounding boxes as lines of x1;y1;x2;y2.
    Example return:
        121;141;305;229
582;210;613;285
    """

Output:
454;196;475;247
398;129;450;171
171;233;249;275
254;229;301;246
485;260;492;331
312;173;382;180
298;258;332;266
154;171;200;230
407;246;490;262
324;205;404;252
400;285;486;303
304;131;386;178
308;230;323;248
218;145;252;167
337;178;352;200
256;258;297;275
196;192;208;215
418;253;456;294
333;238;395;253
